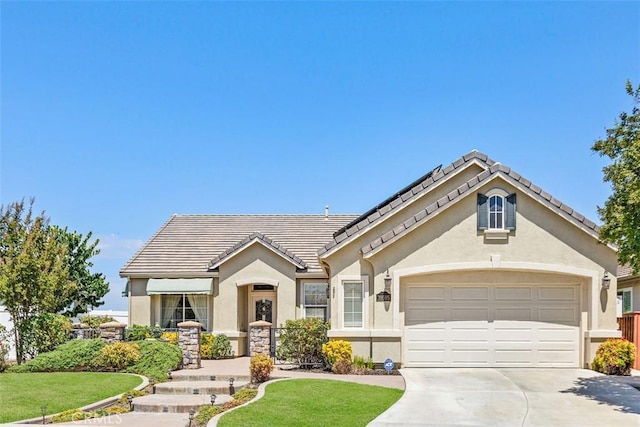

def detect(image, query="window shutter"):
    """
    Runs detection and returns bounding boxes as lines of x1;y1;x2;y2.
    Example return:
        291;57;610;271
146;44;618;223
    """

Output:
506;193;517;230
477;194;488;230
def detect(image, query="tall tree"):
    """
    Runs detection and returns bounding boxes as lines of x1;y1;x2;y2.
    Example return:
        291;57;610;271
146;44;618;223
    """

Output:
51;226;109;317
592;81;640;274
0;199;71;363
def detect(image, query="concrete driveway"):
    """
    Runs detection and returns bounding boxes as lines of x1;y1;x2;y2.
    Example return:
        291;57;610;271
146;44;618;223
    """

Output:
369;368;640;426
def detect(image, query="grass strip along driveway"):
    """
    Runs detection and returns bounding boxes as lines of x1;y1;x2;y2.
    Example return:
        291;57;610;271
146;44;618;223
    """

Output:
0;372;142;423
218;379;403;427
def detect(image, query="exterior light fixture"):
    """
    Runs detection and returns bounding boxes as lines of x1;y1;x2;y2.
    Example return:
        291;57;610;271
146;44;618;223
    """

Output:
384;270;392;289
210;394;217;405
229;377;235;387
40;405;47;425
167;370;172;380
126;394;133;411
602;272;611;290
150;377;156;394
188;410;195;426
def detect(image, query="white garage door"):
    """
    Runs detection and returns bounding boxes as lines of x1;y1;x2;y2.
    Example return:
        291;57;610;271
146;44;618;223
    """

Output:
404;284;580;367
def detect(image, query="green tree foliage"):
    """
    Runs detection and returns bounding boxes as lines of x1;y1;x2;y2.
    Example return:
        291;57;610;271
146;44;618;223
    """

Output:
0;199;71;363
592;81;640;274
51;226;109;317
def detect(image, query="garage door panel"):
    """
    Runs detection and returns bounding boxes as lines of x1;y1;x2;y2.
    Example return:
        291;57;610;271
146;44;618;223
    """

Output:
495;350;533;365
494;326;533;342
451;350;490;365
408;286;445;300
538;286;577;301
450;327;490;343
495;308;533;321
406;308;446;324
404;283;580;368
495;287;532;300
537;307;578;323
451;307;489;321
452;286;489;300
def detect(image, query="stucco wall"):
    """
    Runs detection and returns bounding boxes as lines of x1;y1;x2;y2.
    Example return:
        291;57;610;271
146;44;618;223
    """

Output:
129;278;151;326
215;243;297;354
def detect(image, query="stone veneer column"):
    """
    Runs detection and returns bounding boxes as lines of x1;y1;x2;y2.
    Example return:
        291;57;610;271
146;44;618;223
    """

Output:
99;321;127;343
178;321;202;369
249;320;272;356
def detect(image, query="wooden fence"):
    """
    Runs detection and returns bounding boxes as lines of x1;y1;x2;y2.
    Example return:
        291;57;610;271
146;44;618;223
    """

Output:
618;312;640;370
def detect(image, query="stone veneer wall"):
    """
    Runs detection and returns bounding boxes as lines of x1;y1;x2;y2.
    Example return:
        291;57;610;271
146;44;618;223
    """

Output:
178;321;202;369
249;320;272;356
99;321;126;343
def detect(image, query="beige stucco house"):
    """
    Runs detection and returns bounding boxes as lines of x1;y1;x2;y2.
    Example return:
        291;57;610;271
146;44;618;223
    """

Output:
120;150;621;368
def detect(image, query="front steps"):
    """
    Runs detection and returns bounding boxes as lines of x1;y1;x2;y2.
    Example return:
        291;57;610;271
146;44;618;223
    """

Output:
132;373;251;414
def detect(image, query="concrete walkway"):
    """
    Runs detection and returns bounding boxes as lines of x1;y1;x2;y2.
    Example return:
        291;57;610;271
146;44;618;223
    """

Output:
369;368;640;427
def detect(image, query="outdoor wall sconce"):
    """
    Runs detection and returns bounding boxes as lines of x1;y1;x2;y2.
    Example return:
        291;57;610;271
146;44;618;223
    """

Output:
377;270;392;302
384;270;392;289
210;394;217;405
602;272;611;290
40;405;47;425
126;394;133;411
150;377;156;394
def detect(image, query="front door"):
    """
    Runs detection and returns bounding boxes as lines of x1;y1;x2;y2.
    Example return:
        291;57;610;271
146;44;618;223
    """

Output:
249;289;277;325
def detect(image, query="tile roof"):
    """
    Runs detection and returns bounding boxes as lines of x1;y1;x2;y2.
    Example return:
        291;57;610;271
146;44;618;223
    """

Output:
120;214;359;276
319;150;496;257
617;265;635;279
360;160;603;257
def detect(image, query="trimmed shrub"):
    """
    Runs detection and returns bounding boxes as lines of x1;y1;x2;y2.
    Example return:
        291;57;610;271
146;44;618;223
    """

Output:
100;342;141;370
331;358;352;375
78;315;116;328
250;353;274;383
50;409;92;423
276;318;329;366
8;339;105;372
124;339;182;381
117;388;148;404
592;338;636;375
161;331;178;345
126;325;151;341
233;388;258;402
201;333;215;359
195;405;224;427
322;340;352;368
211;334;233;359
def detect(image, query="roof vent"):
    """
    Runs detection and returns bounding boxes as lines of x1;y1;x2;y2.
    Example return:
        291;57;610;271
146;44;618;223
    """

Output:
325;205;329;220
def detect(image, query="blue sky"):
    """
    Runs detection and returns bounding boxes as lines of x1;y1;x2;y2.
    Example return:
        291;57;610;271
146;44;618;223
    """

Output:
1;2;639;311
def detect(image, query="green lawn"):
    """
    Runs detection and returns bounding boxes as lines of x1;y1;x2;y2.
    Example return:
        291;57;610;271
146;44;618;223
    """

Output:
218;379;403;427
0;372;142;423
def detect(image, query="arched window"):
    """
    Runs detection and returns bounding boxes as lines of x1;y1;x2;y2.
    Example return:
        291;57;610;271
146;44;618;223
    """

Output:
477;191;516;231
489;195;504;229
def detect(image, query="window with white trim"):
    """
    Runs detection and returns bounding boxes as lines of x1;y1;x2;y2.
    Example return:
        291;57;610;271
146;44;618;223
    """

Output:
477;191;516;231
489;195;504;229
618;288;633;316
343;281;364;328
303;283;329;321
